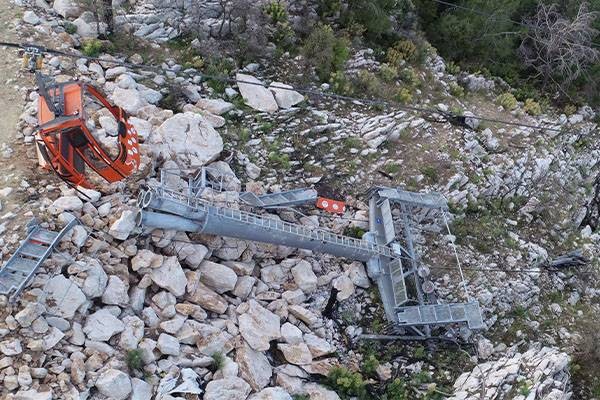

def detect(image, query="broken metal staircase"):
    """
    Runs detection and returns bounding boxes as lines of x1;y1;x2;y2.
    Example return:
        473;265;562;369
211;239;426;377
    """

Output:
0;219;77;302
240;188;318;208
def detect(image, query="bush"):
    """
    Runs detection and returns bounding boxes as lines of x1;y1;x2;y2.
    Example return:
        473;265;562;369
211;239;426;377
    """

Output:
302;24;350;81
446;61;460;75
126;349;145;372
496;92;518;110
64;22;77;34
326;367;368;399
264;1;288;24
398;67;419;87
383;378;409;400
449;82;465;97
81;39;103;57
344;226;366;239
204;57;235;93
354;70;381;97
341;0;407;42
211;352;225;371
395;88;413;104
362;354;379;378
524;98;542;116
563;104;577;116
379;63;398;82
387;40;417;67
330;71;353;95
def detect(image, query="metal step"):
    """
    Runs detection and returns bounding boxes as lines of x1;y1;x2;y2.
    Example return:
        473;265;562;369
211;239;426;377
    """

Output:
240;188;318;208
396;302;484;330
0;219;78;301
376;188;448;210
20;242;49;259
29;229;59;245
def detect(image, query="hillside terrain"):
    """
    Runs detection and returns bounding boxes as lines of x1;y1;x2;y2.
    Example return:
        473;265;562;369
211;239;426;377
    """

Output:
0;1;598;400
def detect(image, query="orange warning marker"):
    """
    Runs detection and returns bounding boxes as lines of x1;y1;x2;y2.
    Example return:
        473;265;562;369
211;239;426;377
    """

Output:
316;197;346;214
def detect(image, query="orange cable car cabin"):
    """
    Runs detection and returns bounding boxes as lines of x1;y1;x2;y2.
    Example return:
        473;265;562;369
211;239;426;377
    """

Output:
35;73;140;189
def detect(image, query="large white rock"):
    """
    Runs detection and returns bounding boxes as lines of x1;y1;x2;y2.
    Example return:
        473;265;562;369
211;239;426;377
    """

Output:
53;0;80;17
13;389;52;400
249;387;293;400
304;334;334;358
204;377;251;400
82;260;108;298
132;249;163;271
95;369;132;400
83;310;125;341
196;98;235;115
52;196;83;212
112;87;148;115
129;117;152;142
151;256;187;297
73;12;99;38
291;260;318;293
239;300;281;351
269;82;304;109
186;279;228;314
157;333;180;356
305;383;341;400
131;378;152;400
119;316;144;350
15;303;45;328
150;112;223;168
102;275;129;305
333;275;355;301
43;275;86;318
236;345;273;391
198;260;237;293
277;343;313;365
0;339;22;356
236;73;278;113
109;210;136;240
23;11;41;25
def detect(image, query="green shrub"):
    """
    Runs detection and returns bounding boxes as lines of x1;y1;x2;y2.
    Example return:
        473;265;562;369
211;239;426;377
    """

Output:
354;70;381;97
446;61;460;75
362;354;379;378
496;92;517;110
184;55;204;70
563;104;577;116
211;352;225;371
395;88;413;104
383;378;409;400
264;1;288;23
344;226;366;239
318;0;342;17
379;63;398;82
326;367;368;399
341;0;407;41
302;24;350;81
126;349;145;372
524;98;542;116
268;152;291;169
330;71;353;95
64;22;77;34
81;39;103;57
449;82;465;97
398;67;419;87
387;39;417;67
204;57;235;93
420;166;439;184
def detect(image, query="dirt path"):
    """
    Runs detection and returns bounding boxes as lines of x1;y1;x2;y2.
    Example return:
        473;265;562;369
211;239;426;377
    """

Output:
0;0;24;145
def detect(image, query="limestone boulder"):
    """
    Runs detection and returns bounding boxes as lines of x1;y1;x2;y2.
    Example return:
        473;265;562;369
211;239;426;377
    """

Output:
150;112;223;168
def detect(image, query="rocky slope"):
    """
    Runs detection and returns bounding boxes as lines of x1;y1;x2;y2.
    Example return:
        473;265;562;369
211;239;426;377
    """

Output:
0;1;598;400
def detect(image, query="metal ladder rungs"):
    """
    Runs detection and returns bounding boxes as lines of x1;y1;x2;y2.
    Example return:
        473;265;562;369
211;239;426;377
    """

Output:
20;242;49;259
29;229;59;245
